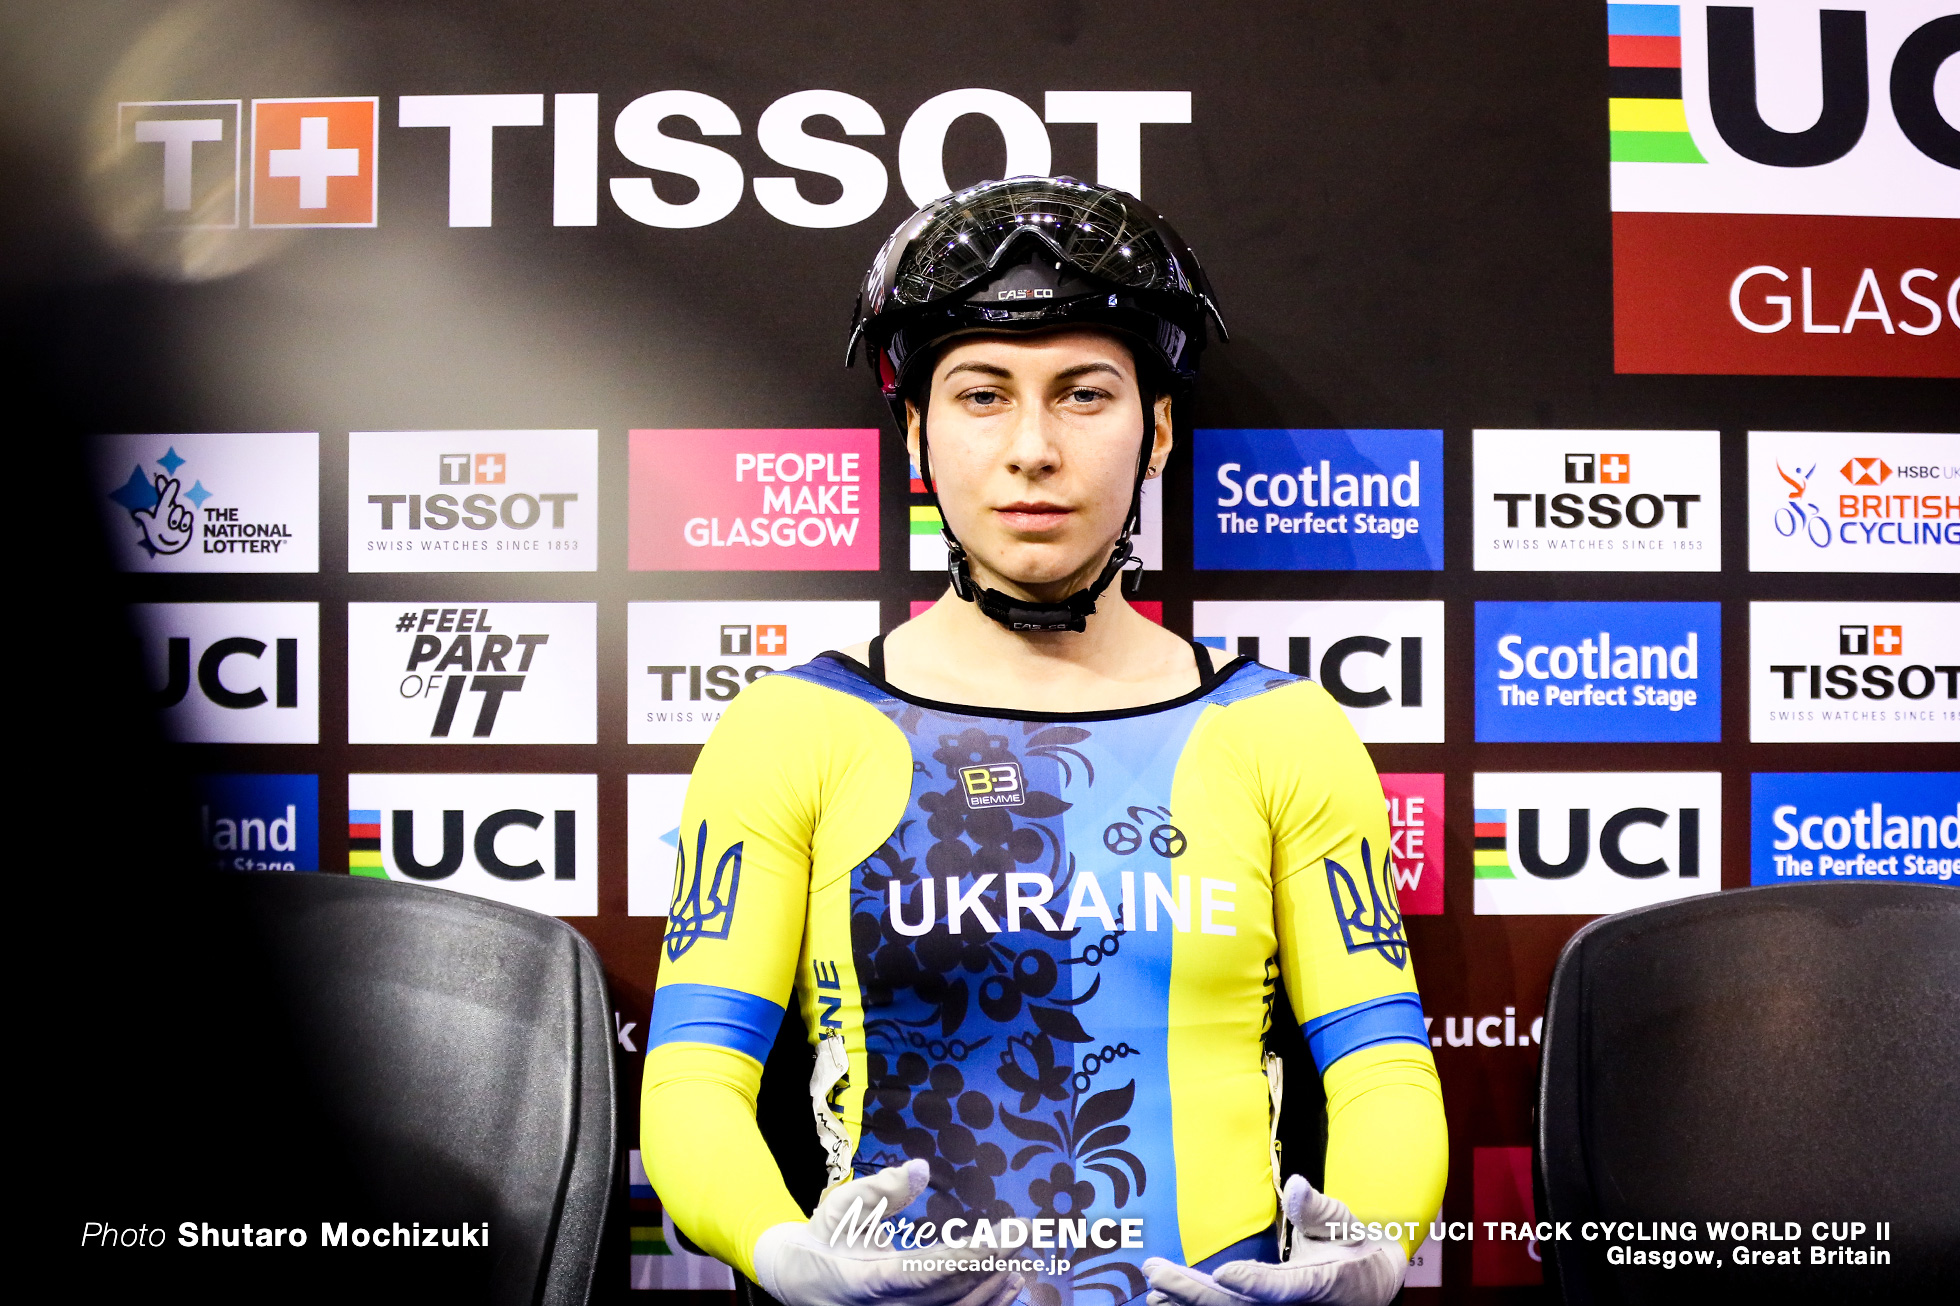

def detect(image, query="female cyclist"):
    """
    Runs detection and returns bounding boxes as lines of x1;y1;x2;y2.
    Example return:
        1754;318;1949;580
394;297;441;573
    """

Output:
641;177;1446;1306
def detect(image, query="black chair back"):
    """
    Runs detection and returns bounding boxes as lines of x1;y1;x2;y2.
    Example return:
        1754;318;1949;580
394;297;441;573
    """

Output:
231;870;615;1306
1537;882;1960;1303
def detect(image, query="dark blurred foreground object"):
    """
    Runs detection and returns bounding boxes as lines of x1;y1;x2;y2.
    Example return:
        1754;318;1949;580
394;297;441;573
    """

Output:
1537;883;1960;1304
227;871;618;1306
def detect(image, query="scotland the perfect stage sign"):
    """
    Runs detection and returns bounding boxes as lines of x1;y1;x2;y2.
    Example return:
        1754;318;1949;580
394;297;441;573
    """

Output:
1194;429;1444;570
1476;601;1721;742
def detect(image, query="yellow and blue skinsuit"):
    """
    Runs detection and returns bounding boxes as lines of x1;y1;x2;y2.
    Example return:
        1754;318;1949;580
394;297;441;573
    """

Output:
642;652;1447;1305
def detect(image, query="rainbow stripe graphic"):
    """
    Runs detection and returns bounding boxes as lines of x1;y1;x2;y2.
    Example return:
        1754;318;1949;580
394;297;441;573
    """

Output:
628;1149;671;1257
348;809;385;878
1607;4;1705;163
1474;808;1514;880
909;477;942;537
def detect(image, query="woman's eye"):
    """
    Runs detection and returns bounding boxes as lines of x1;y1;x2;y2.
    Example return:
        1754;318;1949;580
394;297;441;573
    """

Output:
1068;388;1105;404
966;390;1002;407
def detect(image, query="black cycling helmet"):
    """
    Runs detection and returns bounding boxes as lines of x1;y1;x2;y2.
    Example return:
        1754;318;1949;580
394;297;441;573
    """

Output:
849;176;1226;633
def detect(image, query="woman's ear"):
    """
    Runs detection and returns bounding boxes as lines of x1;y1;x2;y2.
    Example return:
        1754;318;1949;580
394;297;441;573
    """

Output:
1148;393;1174;476
904;398;923;478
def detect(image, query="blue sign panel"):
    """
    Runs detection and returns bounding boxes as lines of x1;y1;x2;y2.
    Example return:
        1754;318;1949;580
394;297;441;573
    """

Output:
1752;773;1960;886
1475;601;1721;741
1193;429;1443;570
192;773;319;872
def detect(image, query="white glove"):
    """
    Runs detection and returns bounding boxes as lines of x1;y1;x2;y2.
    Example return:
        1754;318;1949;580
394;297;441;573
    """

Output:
752;1159;1023;1306
1143;1175;1408;1306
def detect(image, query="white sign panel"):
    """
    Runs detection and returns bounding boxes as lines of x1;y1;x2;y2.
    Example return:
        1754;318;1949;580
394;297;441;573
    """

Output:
131;601;318;743
1473;430;1720;570
348;602;596;744
1192;600;1445;742
1749;601;1960;742
95;432;318;572
1748;431;1959;573
348;429;598;571
627;601;881;744
627;774;692;917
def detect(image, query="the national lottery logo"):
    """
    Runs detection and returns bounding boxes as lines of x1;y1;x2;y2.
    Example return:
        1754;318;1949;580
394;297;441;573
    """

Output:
1193;428;1444;571
1476;601;1721;742
628;429;880;571
93;433;318;573
1474;429;1720;571
347;773;597;916
1749;432;1959;573
348;430;596;572
348;603;597;744
1749;601;1958;742
627;601;880;743
1192;600;1444;742
1473;772;1721;915
131;601;319;743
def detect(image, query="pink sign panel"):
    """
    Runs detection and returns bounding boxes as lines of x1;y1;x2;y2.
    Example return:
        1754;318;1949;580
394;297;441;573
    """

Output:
1379;772;1443;916
629;429;879;571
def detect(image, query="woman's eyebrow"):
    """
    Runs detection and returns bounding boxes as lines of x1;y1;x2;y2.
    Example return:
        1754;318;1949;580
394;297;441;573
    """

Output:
1054;361;1126;381
943;361;1013;380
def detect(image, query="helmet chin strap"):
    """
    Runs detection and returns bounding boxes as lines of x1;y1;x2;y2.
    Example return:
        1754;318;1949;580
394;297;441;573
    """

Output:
918;388;1152;635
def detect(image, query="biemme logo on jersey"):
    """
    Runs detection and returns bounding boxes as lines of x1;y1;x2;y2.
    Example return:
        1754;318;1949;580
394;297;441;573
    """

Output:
348;603;597;743
1194;429;1443;570
1473;429;1720;570
629;429;879;571
347;773;596;916
1749;601;1959;742
132;602;318;743
627;601;879;743
961;762;1026;810
1747;431;1959;572
348;430;596;572
1607;3;1959;377
192;774;318;872
1473;772;1721;915
1192;601;1444;742
1752;772;1960;885
95;433;318;573
1476;601;1720;741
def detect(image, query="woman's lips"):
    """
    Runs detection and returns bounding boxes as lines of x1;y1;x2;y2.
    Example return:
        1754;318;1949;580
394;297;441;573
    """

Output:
994;503;1072;531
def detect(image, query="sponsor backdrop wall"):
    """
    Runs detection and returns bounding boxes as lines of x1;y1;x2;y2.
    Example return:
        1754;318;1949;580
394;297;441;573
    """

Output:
10;0;1956;1299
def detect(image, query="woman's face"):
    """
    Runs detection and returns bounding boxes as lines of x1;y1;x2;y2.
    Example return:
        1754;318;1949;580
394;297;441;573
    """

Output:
907;328;1173;597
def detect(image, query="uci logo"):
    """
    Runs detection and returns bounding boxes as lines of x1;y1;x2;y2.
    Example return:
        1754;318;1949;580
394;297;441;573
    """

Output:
961;762;1025;810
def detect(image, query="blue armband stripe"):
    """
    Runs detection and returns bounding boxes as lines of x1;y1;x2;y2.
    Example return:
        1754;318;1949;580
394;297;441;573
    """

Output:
1302;993;1429;1073
646;982;783;1063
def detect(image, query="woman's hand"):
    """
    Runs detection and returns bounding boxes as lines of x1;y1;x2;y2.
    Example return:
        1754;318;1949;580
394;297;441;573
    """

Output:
1142;1175;1408;1306
752;1160;1024;1306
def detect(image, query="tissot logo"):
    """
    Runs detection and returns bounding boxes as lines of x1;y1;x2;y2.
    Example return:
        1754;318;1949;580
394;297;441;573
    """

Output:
1192;601;1444;742
1749;601;1959;742
629;430;879;571
1748;431;1959;572
628;601;879;743
93;432;318;573
349;429;596;572
116;101;241;229
1473;772;1721;915
1752;772;1960;885
131;602;318;743
347;773;596;915
1608;2;1959;377
1475;429;1720;570
348;602;596;744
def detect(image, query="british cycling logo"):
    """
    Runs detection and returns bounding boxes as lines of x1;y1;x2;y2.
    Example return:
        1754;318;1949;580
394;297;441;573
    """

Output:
1749;431;1959;572
666;821;742;960
1326;838;1408;968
